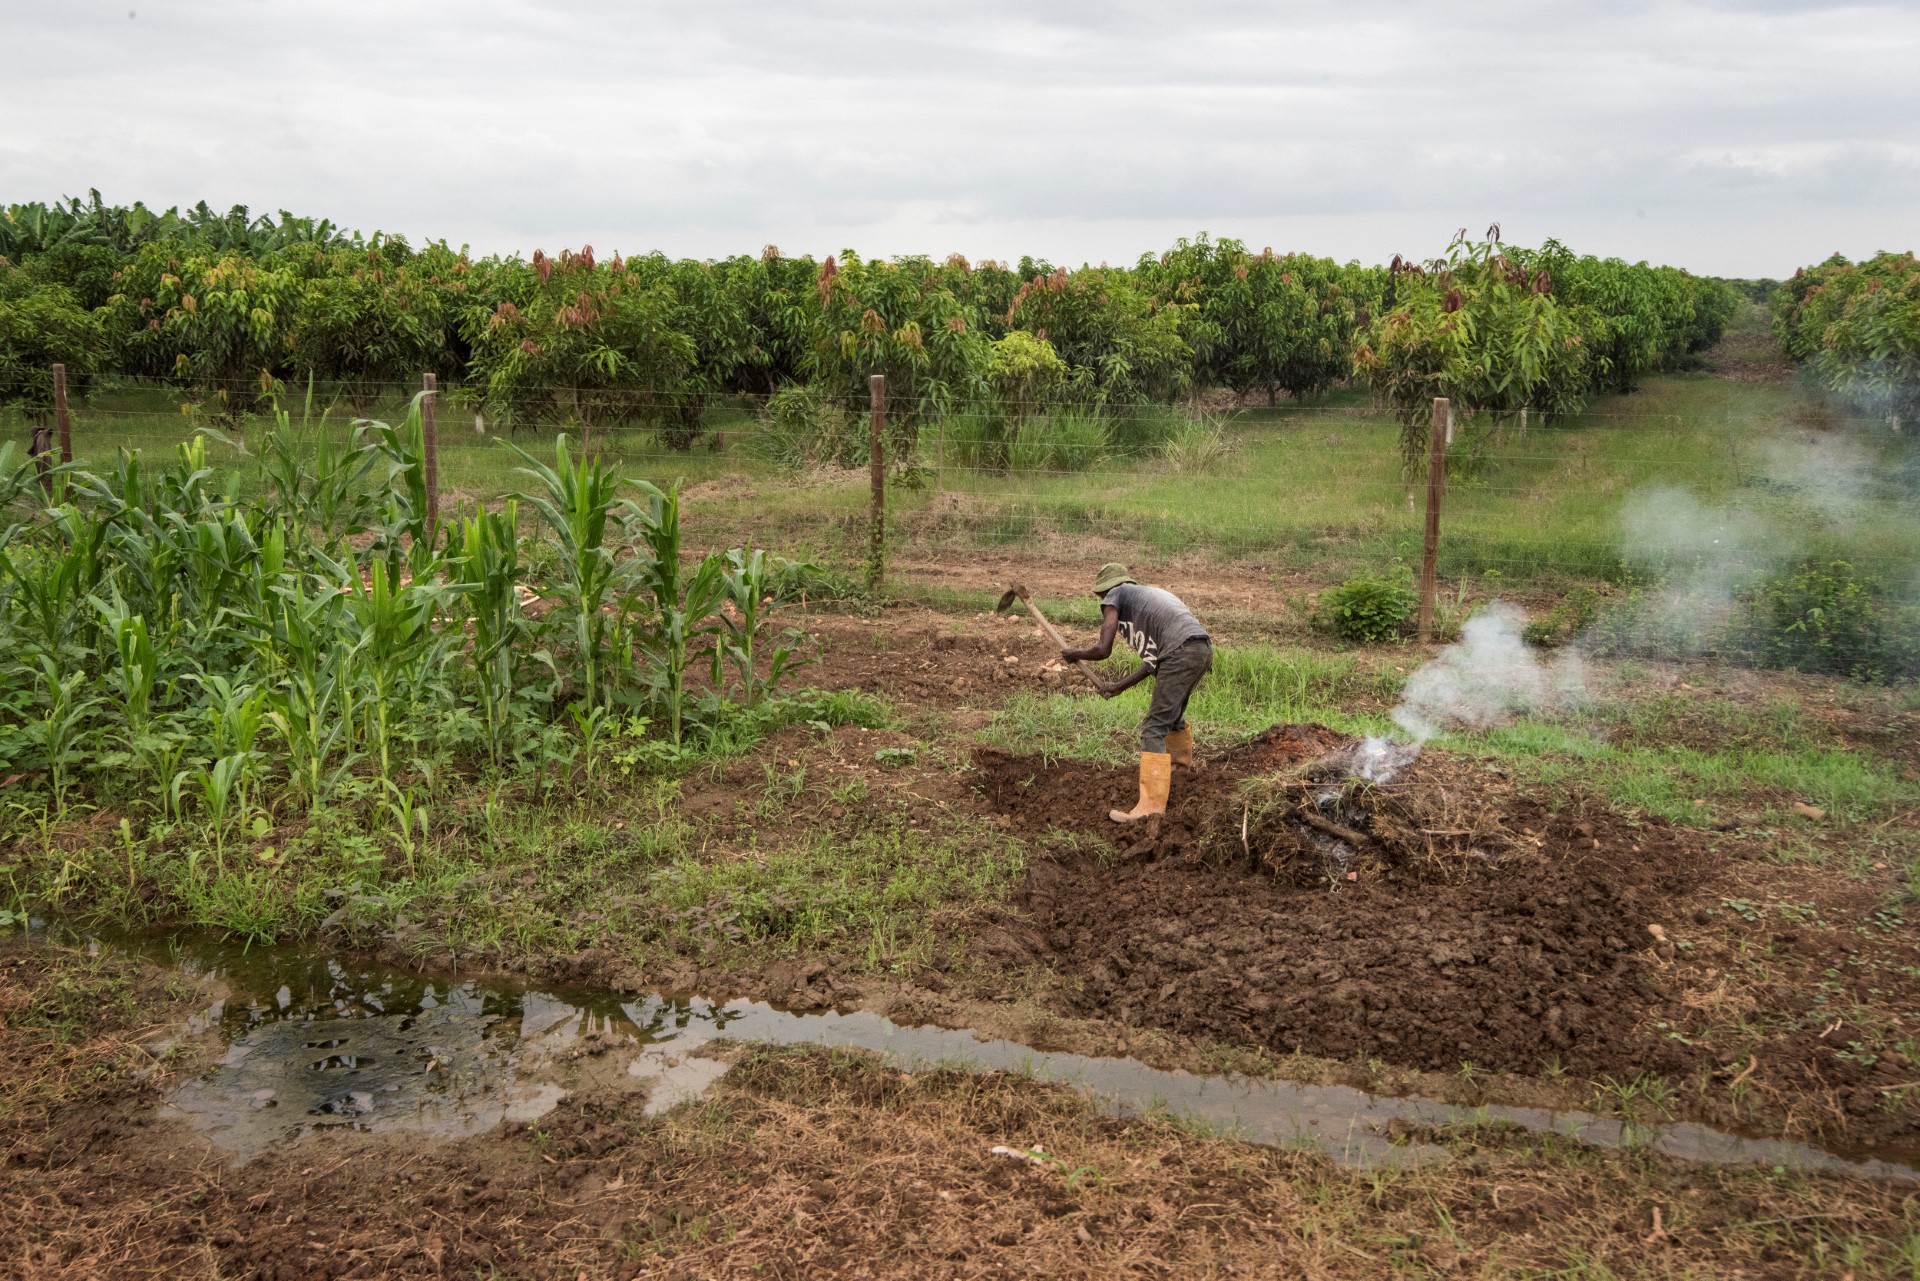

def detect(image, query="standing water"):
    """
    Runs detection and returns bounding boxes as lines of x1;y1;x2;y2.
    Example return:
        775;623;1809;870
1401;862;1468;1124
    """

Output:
60;926;1920;1179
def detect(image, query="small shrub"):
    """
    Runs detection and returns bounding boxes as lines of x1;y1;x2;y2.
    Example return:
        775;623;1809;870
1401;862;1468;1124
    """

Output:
1523;586;1600;648
754;384;861;470
986;330;1068;412
1735;559;1918;681
1315;574;1417;643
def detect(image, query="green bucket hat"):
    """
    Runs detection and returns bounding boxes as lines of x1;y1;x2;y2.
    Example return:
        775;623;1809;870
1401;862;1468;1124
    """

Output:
1092;562;1136;595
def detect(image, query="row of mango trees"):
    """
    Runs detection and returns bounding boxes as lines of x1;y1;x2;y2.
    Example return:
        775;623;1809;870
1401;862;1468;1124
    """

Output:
4;200;1734;470
1773;251;1919;425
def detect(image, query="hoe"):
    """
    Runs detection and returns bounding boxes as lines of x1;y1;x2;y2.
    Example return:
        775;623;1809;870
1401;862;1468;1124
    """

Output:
995;582;1109;694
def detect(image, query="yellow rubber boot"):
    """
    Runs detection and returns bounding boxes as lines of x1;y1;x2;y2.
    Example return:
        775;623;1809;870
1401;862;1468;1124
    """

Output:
1165;726;1195;768
1110;752;1172;824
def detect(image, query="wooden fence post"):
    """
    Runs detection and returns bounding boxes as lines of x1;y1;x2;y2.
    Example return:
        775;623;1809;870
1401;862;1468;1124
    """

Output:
1417;396;1449;643
30;423;53;492
934;413;946;499
867;374;886;595
421;372;440;538
53;363;72;463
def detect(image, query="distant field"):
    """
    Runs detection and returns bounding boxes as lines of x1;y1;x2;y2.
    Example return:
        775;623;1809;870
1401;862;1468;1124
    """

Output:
15;306;1916;589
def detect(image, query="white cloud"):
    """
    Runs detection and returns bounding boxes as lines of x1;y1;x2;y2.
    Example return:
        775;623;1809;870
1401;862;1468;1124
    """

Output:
2;0;1915;274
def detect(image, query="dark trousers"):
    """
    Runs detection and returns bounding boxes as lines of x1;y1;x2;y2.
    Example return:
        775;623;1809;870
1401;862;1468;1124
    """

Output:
1140;638;1211;753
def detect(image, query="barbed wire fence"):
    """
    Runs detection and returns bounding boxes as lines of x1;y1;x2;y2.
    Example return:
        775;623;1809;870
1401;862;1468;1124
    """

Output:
10;366;1915;612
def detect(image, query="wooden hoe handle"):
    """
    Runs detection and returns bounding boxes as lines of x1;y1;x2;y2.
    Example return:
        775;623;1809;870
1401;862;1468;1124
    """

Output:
1017;597;1109;694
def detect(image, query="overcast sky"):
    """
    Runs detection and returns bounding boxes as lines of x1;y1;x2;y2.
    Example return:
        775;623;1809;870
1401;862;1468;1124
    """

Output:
5;0;1915;277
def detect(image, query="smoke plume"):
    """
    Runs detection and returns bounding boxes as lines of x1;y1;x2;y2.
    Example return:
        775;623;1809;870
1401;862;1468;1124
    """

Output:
1345;430;1897;785
1392;603;1584;741
1350;603;1583;782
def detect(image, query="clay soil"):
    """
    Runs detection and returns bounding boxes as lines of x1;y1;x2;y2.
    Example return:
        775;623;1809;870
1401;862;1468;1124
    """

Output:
4;943;1918;1280
964;725;1920;1158
422;605;1920;1160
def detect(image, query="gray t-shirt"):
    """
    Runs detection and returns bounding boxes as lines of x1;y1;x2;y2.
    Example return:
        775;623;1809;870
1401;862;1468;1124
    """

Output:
1103;583;1209;670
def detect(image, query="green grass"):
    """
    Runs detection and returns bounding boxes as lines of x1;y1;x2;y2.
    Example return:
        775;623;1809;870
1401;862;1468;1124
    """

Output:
1475;720;1919;827
26;381;764;502
14;765;1023;973
36;317;1920;589
645;811;1024;969
977;638;1920;829
980;642;1404;763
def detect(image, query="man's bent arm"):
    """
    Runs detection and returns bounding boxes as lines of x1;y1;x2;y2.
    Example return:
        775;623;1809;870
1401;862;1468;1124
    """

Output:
1060;605;1121;662
1099;662;1153;700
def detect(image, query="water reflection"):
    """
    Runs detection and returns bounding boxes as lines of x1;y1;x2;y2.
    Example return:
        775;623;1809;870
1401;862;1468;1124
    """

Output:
61;924;1918;1178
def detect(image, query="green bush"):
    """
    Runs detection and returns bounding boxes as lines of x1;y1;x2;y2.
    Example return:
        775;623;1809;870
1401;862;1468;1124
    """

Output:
1735;559;1918;681
1523;586;1600;648
754;383;861;470
1315;574;1417;643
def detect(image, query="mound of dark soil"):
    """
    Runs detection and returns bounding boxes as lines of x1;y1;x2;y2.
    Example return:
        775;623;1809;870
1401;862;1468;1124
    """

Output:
971;726;1525;883
972;734;1715;1080
971;747;1253;859
1018;826;1705;1079
1208;722;1354;771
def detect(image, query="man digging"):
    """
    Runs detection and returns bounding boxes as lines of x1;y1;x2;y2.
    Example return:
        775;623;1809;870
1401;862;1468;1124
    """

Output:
1058;563;1213;824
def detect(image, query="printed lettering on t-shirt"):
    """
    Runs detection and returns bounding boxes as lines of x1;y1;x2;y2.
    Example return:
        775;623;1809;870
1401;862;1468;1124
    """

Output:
1118;621;1159;667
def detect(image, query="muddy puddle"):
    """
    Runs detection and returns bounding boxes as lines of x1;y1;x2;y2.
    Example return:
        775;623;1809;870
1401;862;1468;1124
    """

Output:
53;927;1920;1179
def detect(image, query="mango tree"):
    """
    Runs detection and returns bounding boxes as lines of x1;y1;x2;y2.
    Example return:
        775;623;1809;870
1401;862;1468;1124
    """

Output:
1773;252;1920;425
1005;266;1191;405
465;247;697;450
0;267;108;434
1355;229;1588;479
807;251;990;457
107;245;300;423
290;242;450;413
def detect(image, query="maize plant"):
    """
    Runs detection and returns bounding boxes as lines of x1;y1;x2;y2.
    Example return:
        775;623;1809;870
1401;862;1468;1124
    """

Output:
447;500;527;766
0;397;815;893
711;548;812;709
511;435;627;712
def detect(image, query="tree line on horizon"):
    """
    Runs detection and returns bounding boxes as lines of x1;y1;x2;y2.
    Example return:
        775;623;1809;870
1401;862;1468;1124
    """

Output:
3;194;1745;464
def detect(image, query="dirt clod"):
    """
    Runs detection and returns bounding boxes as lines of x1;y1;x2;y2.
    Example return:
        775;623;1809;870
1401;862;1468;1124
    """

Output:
974;730;1715;1080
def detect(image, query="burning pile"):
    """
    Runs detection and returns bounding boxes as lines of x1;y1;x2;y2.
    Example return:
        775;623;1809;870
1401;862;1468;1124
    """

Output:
1203;729;1523;885
1208;605;1585;884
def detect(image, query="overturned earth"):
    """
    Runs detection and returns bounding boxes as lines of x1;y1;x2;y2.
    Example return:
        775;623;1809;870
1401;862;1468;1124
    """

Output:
972;725;1718;1089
